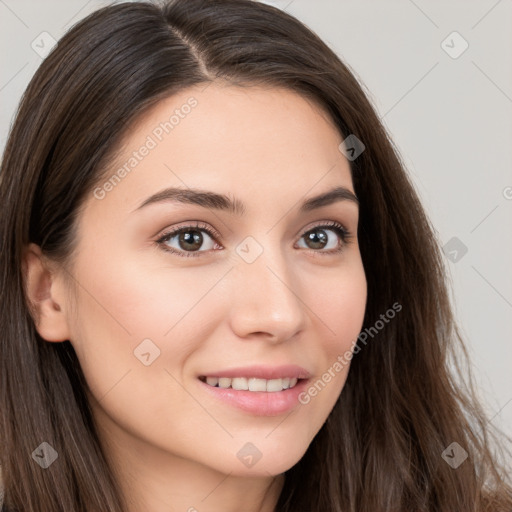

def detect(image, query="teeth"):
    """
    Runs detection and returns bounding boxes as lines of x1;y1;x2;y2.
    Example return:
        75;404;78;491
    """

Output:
218;377;231;389
206;377;219;387
248;378;267;392
203;376;301;392
266;378;284;392
231;377;248;390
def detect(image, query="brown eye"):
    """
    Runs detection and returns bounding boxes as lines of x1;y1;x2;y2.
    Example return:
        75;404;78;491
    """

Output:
296;222;351;254
174;229;205;251
156;223;220;258
303;229;329;250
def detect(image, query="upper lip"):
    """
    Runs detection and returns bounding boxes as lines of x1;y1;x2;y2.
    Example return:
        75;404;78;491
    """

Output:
199;364;311;380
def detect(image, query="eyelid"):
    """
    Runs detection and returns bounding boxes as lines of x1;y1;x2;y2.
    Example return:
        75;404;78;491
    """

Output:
295;220;351;242
156;221;221;243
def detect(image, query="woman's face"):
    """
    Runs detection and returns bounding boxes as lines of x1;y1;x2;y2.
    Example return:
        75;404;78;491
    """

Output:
60;83;367;476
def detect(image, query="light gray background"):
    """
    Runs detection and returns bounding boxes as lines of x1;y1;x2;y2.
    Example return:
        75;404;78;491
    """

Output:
1;0;511;444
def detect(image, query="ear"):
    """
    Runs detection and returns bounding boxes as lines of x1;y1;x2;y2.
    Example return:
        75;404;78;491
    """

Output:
22;243;72;342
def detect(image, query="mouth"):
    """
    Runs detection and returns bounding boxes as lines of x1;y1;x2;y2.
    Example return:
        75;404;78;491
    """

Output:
197;364;312;417
198;375;302;392
196;365;311;416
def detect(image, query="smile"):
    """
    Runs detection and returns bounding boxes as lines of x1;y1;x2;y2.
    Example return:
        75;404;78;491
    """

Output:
199;376;300;392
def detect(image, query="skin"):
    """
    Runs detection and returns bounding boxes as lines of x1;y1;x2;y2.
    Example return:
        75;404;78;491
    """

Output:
24;82;367;512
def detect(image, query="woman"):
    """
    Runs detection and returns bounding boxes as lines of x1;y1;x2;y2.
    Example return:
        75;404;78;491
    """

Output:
0;1;510;511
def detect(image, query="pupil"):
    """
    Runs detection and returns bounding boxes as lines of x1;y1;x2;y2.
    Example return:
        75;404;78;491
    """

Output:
307;229;327;249
180;230;202;251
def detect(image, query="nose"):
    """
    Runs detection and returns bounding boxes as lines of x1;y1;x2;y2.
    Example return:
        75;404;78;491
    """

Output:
227;245;307;343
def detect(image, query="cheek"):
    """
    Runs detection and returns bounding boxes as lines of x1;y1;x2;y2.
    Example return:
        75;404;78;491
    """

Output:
295;258;366;410
66;251;231;453
66;250;230;386
312;257;367;351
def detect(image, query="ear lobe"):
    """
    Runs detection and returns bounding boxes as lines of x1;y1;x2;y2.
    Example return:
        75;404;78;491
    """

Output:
22;243;71;342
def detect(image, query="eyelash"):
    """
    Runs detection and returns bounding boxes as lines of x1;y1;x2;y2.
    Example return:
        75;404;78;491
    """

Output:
155;221;353;258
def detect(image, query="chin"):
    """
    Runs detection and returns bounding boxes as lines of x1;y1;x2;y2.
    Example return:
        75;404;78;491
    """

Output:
221;440;310;477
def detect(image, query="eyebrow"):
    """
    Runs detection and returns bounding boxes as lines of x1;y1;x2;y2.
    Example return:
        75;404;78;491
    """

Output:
133;185;359;215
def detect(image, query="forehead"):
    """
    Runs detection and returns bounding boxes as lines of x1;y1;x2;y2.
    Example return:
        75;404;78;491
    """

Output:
86;83;354;219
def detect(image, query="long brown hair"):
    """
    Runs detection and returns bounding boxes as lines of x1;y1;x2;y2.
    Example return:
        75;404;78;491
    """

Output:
1;1;511;510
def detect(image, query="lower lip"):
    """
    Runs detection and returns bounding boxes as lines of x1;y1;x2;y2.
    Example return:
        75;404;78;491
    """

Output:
198;378;309;416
